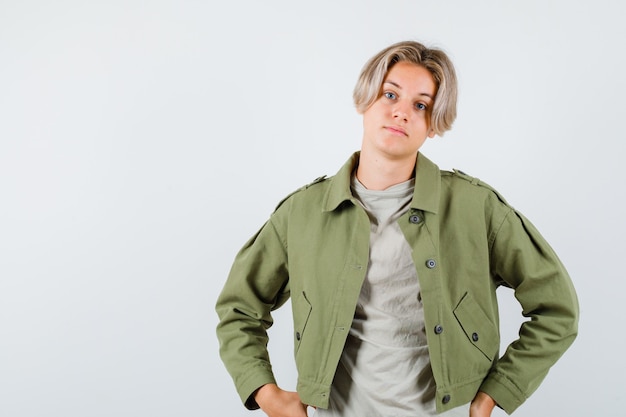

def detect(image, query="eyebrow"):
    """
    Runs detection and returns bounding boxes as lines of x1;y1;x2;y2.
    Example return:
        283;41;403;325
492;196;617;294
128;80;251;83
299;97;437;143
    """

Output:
384;80;434;99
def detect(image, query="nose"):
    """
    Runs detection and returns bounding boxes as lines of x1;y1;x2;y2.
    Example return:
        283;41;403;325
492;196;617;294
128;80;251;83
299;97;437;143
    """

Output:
393;102;410;122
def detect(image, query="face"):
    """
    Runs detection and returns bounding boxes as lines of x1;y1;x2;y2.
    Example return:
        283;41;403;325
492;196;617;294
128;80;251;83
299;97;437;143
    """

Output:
361;61;437;161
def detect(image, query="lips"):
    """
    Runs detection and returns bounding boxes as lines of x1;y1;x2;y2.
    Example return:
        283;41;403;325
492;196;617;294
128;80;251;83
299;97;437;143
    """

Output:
385;125;408;136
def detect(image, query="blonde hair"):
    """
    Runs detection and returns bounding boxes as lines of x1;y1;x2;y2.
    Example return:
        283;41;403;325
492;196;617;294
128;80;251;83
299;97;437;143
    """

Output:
353;41;458;136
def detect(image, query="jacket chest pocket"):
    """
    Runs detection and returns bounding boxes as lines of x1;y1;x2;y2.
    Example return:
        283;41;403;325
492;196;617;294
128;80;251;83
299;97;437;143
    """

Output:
292;291;312;354
453;292;499;361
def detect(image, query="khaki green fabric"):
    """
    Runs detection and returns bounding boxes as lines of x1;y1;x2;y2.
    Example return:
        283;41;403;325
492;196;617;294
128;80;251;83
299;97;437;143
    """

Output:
215;152;578;414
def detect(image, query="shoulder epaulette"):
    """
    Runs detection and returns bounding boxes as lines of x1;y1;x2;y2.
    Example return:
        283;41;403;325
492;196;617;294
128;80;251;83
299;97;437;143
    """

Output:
452;168;480;185
274;175;328;211
451;169;510;206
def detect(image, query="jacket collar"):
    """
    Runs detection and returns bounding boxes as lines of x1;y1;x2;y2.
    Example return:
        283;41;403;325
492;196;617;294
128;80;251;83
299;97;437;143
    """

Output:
322;151;441;214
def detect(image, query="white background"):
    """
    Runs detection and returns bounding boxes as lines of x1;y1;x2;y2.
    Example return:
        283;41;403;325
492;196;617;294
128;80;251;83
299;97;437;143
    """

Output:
1;1;624;416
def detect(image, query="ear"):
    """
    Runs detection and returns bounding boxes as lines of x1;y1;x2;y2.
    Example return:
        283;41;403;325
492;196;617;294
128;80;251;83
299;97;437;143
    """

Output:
427;128;436;138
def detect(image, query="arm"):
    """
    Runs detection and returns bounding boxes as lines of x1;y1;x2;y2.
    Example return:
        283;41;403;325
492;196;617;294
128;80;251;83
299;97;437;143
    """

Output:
470;392;497;417
480;207;579;413
215;213;291;409
254;384;309;417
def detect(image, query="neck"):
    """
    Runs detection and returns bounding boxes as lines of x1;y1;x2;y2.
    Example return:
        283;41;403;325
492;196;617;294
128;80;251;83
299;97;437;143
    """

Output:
356;150;418;191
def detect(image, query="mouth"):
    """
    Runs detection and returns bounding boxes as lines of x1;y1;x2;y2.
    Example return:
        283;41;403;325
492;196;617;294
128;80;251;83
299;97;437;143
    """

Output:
385;125;408;136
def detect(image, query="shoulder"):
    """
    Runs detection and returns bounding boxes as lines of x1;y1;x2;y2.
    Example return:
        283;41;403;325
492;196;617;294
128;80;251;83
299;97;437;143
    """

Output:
273;175;330;211
441;168;512;208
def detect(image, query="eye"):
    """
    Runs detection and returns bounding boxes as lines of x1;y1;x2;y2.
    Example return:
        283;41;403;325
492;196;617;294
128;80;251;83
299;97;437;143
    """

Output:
415;102;427;111
383;91;397;100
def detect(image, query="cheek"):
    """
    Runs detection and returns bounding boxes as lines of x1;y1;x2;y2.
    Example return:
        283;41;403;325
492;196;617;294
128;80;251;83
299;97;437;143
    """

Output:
362;110;379;128
416;111;432;127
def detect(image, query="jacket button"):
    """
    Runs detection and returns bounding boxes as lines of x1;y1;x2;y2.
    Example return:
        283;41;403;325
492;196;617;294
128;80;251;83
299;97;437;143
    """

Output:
296;332;301;341
434;325;443;334
472;332;479;342
426;259;436;269
409;214;421;224
442;394;451;404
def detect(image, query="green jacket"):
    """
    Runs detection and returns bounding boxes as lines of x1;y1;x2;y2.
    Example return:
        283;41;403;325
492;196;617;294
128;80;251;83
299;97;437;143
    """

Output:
215;152;578;414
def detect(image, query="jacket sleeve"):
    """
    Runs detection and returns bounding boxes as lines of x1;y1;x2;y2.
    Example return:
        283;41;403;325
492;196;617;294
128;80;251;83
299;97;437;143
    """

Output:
215;208;291;410
479;204;579;414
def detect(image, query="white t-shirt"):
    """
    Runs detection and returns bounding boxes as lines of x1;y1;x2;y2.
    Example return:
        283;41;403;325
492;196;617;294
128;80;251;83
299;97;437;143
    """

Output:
315;177;469;417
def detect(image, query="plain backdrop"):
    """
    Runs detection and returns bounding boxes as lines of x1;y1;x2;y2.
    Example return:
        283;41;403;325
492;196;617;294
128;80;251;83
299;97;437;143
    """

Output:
1;1;625;416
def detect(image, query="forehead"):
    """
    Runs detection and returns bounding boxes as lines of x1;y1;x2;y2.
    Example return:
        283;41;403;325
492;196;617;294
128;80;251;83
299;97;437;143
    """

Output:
384;61;436;94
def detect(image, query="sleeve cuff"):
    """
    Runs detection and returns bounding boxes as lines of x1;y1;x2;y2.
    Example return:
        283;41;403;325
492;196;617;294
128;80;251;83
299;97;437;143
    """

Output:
479;371;527;414
235;366;277;410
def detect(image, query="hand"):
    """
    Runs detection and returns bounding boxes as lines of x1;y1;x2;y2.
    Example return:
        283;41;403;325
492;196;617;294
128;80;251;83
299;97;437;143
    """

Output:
255;383;309;417
469;391;496;417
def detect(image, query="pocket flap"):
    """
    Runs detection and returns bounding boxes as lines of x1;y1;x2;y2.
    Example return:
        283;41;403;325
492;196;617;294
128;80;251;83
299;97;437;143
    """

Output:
453;293;499;360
